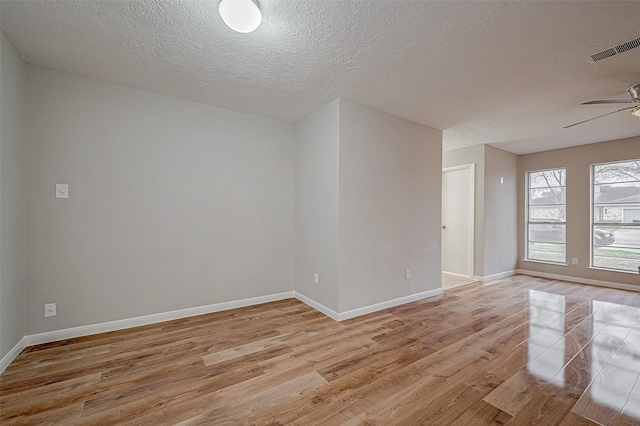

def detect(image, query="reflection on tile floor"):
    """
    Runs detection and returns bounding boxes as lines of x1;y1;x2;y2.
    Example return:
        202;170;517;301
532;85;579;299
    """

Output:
485;286;640;425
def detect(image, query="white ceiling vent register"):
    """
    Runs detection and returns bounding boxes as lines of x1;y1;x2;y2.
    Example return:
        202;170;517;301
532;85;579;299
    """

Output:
589;36;640;63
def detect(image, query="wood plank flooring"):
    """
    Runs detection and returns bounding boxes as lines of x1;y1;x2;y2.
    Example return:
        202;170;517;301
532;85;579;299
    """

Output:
442;272;479;290
2;274;640;425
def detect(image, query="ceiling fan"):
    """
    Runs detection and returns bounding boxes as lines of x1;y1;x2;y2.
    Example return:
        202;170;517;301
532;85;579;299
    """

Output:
564;83;640;128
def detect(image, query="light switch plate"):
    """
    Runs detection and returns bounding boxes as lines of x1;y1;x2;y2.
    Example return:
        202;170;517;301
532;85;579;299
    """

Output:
56;184;69;199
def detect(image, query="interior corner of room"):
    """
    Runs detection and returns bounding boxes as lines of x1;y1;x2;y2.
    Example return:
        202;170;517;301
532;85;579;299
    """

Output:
1;0;640;381
1;48;448;368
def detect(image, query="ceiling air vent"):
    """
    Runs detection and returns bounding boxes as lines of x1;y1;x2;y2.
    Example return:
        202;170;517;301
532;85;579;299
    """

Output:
589;36;640;63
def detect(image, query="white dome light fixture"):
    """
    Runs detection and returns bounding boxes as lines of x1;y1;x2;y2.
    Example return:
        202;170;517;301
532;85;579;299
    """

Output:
219;0;262;33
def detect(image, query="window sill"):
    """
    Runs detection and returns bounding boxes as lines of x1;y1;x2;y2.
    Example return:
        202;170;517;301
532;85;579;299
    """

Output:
587;266;640;275
521;259;569;267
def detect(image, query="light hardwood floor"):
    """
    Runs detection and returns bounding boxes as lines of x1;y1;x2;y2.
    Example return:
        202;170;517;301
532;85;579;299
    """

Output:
442;272;479;290
2;274;640;425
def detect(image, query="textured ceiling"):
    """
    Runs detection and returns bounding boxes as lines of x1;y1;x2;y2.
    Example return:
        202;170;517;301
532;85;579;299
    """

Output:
1;0;639;154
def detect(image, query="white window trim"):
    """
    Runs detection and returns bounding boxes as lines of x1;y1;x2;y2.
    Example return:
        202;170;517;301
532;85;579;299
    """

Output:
586;266;640;275
589;159;640;273
521;258;569;267
525;167;567;265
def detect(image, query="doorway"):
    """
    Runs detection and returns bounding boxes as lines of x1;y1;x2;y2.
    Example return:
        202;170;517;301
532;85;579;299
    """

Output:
442;164;475;281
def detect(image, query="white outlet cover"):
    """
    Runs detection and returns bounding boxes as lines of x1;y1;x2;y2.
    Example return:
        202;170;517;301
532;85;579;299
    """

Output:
44;303;56;317
56;184;69;199
405;270;411;280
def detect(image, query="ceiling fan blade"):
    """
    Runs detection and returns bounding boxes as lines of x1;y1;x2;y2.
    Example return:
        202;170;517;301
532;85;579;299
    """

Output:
563;106;637;129
581;99;636;105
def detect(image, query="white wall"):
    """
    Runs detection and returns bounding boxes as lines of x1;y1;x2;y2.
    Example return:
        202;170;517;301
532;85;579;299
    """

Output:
26;66;295;335
0;31;27;360
442;144;518;279
16;67;442;339
483;145;518;277
338;100;442;312
295;100;340;311
443;145;485;277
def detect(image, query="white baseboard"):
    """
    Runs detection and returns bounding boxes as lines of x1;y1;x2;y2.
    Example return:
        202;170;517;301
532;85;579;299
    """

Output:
334;288;443;321
293;292;340;321
517;269;640;293
294;289;444;322
24;291;295;347
0;337;26;374
11;286;444;368
6;269;636;373
477;270;517;283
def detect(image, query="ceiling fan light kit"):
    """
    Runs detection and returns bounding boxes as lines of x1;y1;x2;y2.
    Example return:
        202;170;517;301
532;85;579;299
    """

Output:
628;84;640;101
564;83;640;128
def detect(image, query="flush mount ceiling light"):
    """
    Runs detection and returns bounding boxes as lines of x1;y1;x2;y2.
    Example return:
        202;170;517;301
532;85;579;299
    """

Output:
218;0;262;33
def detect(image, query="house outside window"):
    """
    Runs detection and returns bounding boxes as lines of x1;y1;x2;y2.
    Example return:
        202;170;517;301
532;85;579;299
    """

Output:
526;168;567;264
592;160;640;273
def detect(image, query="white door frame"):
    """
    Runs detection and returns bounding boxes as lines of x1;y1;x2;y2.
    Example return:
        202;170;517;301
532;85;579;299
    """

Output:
442;163;475;278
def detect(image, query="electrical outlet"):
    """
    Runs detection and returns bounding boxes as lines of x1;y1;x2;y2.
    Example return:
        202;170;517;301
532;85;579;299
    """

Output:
313;273;319;284
405;270;411;280
572;258;578;265
55;184;69;199
44;303;56;317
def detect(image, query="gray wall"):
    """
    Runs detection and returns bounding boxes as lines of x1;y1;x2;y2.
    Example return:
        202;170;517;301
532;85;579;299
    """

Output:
0;31;27;359
483;145;518;277
295;99;442;314
26;66;295;334
295;100;340;311
517;136;640;287
339;100;442;312
443;145;485;277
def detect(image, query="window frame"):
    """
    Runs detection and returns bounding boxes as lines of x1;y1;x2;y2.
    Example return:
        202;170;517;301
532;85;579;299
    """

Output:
590;159;640;273
525;167;567;265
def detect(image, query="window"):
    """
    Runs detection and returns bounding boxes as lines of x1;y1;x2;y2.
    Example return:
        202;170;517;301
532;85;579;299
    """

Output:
526;168;566;264
591;160;640;272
